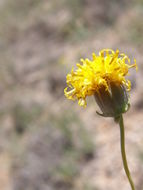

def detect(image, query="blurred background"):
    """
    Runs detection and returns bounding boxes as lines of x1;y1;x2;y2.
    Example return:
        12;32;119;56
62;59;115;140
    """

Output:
0;0;143;190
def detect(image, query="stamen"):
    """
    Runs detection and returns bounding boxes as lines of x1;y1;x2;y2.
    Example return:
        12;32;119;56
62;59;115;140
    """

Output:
109;49;119;65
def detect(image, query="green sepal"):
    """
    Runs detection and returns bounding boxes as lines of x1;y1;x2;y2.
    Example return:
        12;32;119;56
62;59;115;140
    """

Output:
95;83;130;118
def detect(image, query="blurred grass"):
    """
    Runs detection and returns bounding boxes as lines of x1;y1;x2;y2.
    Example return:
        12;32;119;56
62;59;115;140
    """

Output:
128;8;143;48
46;111;95;189
9;108;95;189
12;103;43;134
0;0;42;43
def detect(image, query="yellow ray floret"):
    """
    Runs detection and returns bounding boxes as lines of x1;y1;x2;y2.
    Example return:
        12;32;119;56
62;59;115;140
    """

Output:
64;49;137;107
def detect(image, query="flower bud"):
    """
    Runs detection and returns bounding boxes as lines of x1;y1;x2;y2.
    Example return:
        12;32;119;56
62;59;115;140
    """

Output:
94;83;130;117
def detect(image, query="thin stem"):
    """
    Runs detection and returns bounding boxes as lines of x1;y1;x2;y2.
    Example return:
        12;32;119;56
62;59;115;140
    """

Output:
119;115;135;190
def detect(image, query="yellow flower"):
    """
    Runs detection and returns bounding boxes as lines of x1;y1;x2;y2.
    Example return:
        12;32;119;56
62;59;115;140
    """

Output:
64;49;137;112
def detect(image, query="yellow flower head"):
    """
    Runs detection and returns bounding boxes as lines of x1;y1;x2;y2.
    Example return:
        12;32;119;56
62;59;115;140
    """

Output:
64;49;137;108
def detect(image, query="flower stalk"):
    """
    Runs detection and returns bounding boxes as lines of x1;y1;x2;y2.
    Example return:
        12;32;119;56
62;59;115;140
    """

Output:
64;49;138;190
118;115;135;190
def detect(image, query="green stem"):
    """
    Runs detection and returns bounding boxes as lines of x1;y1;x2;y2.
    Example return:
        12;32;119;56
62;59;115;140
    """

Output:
119;115;135;190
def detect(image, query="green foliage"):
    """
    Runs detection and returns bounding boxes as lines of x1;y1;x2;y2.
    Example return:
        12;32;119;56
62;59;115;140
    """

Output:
12;103;42;134
136;0;143;5
128;8;143;47
49;111;95;188
52;110;94;158
1;0;41;17
65;0;85;17
54;161;78;183
82;183;98;190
